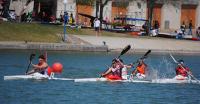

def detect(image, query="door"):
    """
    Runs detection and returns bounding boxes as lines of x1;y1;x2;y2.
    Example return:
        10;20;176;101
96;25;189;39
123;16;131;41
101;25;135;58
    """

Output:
181;5;197;28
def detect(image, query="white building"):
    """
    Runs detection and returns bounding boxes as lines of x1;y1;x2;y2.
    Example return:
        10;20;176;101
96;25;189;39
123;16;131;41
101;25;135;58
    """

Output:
8;0;200;30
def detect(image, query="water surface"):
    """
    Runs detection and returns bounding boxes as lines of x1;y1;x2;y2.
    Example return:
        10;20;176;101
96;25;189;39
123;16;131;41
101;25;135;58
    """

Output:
0;50;200;104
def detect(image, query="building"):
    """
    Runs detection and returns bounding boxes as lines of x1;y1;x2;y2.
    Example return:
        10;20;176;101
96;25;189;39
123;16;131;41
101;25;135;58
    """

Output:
8;0;200;31
153;0;200;31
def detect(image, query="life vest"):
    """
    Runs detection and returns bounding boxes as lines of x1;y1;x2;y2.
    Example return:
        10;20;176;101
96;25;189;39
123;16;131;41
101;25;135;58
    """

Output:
38;63;48;75
136;64;146;74
176;66;189;77
105;66;122;80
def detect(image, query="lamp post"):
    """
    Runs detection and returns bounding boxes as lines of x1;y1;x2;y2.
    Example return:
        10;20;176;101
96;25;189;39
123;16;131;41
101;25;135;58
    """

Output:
63;0;67;42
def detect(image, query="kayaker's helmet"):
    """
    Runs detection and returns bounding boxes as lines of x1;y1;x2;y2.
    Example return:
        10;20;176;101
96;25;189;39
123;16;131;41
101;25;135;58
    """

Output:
178;60;184;65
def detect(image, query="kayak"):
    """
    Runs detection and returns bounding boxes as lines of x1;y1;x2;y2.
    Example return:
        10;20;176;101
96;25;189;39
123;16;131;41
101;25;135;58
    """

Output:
74;78;151;83
4;74;199;84
74;77;199;84
4;72;73;81
151;78;198;84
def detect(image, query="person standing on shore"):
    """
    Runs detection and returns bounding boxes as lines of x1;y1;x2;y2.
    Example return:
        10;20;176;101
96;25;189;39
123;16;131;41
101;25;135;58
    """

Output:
188;20;193;35
181;21;186;35
94;18;100;36
196;26;200;38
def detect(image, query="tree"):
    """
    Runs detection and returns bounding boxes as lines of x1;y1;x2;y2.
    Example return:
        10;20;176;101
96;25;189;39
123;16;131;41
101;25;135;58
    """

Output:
77;0;111;28
98;0;111;28
2;0;11;18
147;0;156;36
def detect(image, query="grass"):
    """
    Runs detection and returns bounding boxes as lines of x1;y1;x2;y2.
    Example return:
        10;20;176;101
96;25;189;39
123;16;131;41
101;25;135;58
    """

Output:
0;22;133;42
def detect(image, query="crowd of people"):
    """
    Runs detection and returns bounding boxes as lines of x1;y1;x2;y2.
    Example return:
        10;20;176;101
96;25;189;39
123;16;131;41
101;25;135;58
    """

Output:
176;20;197;39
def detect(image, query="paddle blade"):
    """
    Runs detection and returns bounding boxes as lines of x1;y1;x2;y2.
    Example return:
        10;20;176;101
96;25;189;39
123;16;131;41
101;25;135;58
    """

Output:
118;45;131;58
30;54;36;61
170;53;178;63
142;50;151;59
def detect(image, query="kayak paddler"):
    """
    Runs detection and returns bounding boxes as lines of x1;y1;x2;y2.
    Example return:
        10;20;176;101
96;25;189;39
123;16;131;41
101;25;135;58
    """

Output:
101;58;133;80
26;55;49;75
175;60;192;80
101;58;123;80
131;58;147;79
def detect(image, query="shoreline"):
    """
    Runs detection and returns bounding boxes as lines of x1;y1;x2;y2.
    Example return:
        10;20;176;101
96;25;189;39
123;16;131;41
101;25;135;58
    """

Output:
0;35;200;54
0;42;200;54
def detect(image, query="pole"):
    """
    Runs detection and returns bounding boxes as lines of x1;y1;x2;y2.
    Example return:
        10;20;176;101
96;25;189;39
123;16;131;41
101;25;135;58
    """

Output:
63;0;67;42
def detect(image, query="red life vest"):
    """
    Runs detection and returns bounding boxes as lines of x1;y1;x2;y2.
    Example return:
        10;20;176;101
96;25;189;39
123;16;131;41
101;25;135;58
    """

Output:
105;66;122;80
176;66;189;77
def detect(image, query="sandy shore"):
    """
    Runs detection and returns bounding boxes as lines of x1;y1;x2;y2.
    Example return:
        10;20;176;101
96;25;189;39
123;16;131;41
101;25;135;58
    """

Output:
74;35;200;54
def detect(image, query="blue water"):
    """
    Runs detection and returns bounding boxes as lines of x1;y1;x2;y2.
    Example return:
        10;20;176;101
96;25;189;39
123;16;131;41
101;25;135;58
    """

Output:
0;50;200;104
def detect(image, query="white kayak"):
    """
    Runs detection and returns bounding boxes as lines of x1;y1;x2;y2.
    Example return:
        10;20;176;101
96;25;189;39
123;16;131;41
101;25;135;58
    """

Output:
4;74;200;84
74;77;200;84
4;72;73;81
152;78;199;84
74;78;150;83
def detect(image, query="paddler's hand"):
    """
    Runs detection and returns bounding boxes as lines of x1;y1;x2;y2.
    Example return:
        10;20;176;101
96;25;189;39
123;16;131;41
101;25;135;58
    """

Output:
100;73;105;77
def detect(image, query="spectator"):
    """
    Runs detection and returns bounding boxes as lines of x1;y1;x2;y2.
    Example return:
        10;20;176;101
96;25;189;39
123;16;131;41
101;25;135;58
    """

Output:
181;21;186;35
154;20;159;35
59;11;63;23
26;12;32;22
94;18;100;36
154;20;159;29
188;20;193;35
64;12;68;25
69;13;74;25
196;26;200;38
176;26;184;39
41;11;46;23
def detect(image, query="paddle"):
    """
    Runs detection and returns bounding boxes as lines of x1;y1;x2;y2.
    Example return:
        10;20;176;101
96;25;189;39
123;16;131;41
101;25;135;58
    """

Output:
118;45;131;58
133;50;151;64
25;54;36;74
170;53;200;83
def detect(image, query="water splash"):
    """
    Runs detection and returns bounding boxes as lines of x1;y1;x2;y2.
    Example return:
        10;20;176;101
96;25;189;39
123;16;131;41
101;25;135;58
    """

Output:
147;56;176;79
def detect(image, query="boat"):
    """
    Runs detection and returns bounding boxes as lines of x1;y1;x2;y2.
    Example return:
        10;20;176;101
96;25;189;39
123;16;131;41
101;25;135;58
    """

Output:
74;77;151;83
4;72;73;81
74;77;199;84
151;78;199;84
4;74;199;84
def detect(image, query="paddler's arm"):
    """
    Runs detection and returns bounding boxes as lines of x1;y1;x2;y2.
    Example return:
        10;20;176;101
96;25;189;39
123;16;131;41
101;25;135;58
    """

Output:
132;69;137;75
31;63;48;69
126;64;134;69
101;67;112;77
